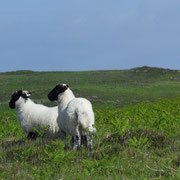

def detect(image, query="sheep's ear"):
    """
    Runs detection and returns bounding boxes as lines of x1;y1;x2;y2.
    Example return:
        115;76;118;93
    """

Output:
66;84;69;88
48;92;57;101
9;100;15;109
9;90;22;109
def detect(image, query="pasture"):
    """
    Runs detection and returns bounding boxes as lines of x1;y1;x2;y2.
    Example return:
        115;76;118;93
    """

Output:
0;66;180;179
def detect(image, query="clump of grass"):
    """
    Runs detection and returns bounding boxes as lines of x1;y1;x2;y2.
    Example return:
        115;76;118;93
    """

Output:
103;129;172;149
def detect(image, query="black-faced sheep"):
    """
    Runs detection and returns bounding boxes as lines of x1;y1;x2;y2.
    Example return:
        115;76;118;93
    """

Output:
9;90;60;139
48;84;96;150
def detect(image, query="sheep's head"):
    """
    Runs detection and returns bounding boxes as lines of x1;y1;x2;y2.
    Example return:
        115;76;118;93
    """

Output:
9;90;32;109
48;84;69;101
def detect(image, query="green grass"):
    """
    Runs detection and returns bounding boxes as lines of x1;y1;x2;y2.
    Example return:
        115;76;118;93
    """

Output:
0;66;180;179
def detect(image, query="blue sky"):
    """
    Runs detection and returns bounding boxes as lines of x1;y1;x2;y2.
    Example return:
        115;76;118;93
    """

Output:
0;0;180;72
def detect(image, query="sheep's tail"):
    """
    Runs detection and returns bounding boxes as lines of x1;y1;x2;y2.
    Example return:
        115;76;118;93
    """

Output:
75;109;96;134
88;126;96;134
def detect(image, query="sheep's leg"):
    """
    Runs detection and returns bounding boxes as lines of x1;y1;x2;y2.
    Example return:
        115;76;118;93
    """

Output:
81;135;87;146
27;132;37;140
83;131;93;151
71;136;84;148
61;131;68;150
72;127;81;150
71;130;85;148
78;126;86;147
70;136;75;148
86;133;93;151
72;135;81;150
80;131;89;147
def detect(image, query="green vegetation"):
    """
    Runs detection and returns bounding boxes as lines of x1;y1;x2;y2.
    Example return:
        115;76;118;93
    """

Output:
0;66;180;179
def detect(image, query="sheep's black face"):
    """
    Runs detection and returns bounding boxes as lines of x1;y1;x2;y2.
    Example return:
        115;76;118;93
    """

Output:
9;90;32;109
48;84;69;101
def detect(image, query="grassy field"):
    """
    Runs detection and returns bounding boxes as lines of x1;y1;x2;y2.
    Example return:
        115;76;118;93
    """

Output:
0;66;180;179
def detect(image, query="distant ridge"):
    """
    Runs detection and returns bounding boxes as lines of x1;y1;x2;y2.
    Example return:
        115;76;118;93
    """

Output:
2;70;34;75
131;66;179;73
1;66;179;74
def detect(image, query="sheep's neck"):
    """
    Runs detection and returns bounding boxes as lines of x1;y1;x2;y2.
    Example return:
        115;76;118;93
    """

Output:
16;98;34;115
16;98;31;110
57;89;75;111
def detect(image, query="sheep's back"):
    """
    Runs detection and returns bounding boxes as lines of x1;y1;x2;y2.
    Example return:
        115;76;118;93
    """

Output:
65;98;95;130
17;102;59;134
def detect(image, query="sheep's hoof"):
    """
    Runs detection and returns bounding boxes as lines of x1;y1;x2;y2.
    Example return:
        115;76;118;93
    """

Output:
86;146;93;151
64;145;70;150
72;145;81;151
27;132;37;140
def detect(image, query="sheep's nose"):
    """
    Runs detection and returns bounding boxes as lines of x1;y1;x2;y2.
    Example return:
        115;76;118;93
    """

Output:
27;92;32;96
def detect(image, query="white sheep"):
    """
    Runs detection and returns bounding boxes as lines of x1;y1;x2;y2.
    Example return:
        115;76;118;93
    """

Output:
9;90;60;139
48;84;96;150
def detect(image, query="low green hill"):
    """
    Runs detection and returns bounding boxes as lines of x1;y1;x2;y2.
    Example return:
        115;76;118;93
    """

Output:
1;66;180;109
0;66;180;179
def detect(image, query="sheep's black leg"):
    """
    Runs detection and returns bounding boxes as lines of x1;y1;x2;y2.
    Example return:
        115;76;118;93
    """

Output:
81;135;87;146
27;132;37;140
82;131;93;151
86;133;93;151
71;126;81;150
72;135;81;150
61;131;69;150
70;136;74;148
71;135;86;148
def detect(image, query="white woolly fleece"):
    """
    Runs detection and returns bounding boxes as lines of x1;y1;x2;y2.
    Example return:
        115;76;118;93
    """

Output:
57;88;96;136
15;97;60;137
